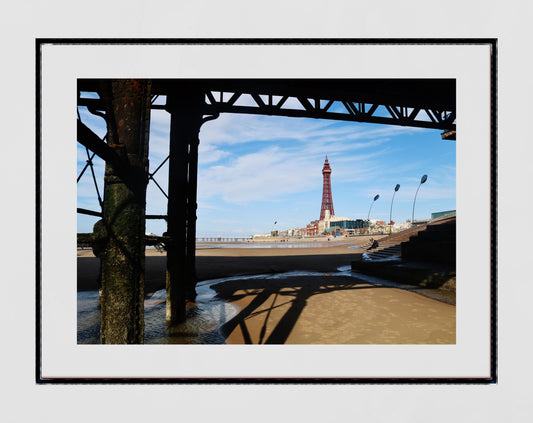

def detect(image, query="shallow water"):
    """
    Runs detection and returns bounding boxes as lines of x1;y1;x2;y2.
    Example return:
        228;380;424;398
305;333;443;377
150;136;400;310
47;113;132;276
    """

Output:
78;271;330;344
77;281;240;344
78;267;454;344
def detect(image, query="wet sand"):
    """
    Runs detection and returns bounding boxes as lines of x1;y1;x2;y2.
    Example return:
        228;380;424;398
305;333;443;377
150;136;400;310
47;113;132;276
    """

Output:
77;236;455;344
211;275;455;344
77;237;375;293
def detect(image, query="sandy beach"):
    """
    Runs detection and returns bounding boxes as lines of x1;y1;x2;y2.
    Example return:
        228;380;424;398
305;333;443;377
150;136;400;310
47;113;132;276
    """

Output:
212;275;455;344
77;236;455;344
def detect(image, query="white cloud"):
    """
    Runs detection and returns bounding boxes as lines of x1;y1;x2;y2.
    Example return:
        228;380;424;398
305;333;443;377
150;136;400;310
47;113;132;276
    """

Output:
198;145;320;204
196;116;433;206
198;143;231;165
200;113;428;147
200;114;331;146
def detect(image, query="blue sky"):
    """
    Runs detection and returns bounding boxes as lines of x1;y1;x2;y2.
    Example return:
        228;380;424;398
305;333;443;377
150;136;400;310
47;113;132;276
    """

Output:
77;95;455;237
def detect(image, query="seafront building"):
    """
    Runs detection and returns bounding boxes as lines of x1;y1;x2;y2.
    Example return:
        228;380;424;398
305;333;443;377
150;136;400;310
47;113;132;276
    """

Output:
279;156;416;238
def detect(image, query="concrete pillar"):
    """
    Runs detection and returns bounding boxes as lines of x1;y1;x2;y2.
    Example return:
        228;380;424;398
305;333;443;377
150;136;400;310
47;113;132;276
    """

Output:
165;88;204;322
99;79;151;344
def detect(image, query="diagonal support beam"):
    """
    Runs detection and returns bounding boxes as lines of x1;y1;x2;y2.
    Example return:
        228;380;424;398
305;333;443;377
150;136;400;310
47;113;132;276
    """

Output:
297;97;315;112
251;93;266;107
77;120;127;173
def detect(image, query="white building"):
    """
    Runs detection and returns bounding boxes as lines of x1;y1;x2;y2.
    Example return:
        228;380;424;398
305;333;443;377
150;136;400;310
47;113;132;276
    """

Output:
317;210;352;233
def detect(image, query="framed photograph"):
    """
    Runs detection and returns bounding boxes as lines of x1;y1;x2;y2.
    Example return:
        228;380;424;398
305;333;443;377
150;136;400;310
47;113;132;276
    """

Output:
37;40;495;382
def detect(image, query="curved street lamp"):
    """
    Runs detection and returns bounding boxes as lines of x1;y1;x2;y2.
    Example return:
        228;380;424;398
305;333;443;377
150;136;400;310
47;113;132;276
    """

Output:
389;184;400;235
411;174;428;225
367;194;380;234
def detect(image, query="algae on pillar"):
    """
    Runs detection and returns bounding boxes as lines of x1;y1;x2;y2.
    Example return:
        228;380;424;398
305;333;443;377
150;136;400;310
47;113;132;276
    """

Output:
98;79;151;344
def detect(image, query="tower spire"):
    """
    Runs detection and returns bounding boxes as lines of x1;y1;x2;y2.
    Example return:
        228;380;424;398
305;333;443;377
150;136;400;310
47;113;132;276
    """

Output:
320;155;334;220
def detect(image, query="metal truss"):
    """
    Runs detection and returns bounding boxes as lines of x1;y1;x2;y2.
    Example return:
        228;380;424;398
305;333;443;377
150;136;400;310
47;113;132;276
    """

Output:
77;99;170;221
200;90;456;131
79;83;456;131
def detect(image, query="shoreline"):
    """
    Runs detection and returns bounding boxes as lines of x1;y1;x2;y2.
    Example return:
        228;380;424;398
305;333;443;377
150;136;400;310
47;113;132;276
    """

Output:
77;236;376;293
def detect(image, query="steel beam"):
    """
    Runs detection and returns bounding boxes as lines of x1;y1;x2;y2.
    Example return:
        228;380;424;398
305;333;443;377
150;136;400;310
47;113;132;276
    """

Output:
77;207;102;217
202;99;455;131
78;79;456;131
164;88;204;323
185;123;200;300
77;120;127;172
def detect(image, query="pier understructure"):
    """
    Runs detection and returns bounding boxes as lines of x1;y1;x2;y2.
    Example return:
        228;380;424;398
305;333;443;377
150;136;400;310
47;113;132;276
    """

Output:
76;79;456;343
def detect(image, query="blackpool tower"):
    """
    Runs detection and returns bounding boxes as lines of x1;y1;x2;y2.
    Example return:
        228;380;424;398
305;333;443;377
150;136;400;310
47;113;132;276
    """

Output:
319;155;335;220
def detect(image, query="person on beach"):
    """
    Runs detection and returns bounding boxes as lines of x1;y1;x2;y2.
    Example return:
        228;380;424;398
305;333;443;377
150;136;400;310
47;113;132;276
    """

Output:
367;238;379;250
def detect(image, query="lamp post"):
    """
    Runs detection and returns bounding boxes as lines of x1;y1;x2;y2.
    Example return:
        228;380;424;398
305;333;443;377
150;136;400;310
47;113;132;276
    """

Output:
389;184;400;235
367;194;379;234
411;174;428;226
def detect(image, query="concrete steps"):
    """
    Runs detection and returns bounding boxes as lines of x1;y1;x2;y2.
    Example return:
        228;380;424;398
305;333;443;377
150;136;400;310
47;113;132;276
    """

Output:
361;215;456;262
351;215;457;292
362;225;428;261
401;217;456;266
366;245;401;260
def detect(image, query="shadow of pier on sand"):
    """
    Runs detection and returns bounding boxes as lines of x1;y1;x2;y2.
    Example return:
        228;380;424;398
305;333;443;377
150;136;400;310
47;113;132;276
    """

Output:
212;275;384;344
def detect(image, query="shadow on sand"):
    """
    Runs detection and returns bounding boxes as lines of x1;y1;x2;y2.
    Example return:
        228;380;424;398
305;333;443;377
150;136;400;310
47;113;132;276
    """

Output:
211;275;384;344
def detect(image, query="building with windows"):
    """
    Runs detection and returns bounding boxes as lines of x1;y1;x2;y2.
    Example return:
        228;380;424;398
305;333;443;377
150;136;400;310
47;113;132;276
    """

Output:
323;227;342;237
330;219;367;231
306;220;319;237
431;210;456;220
